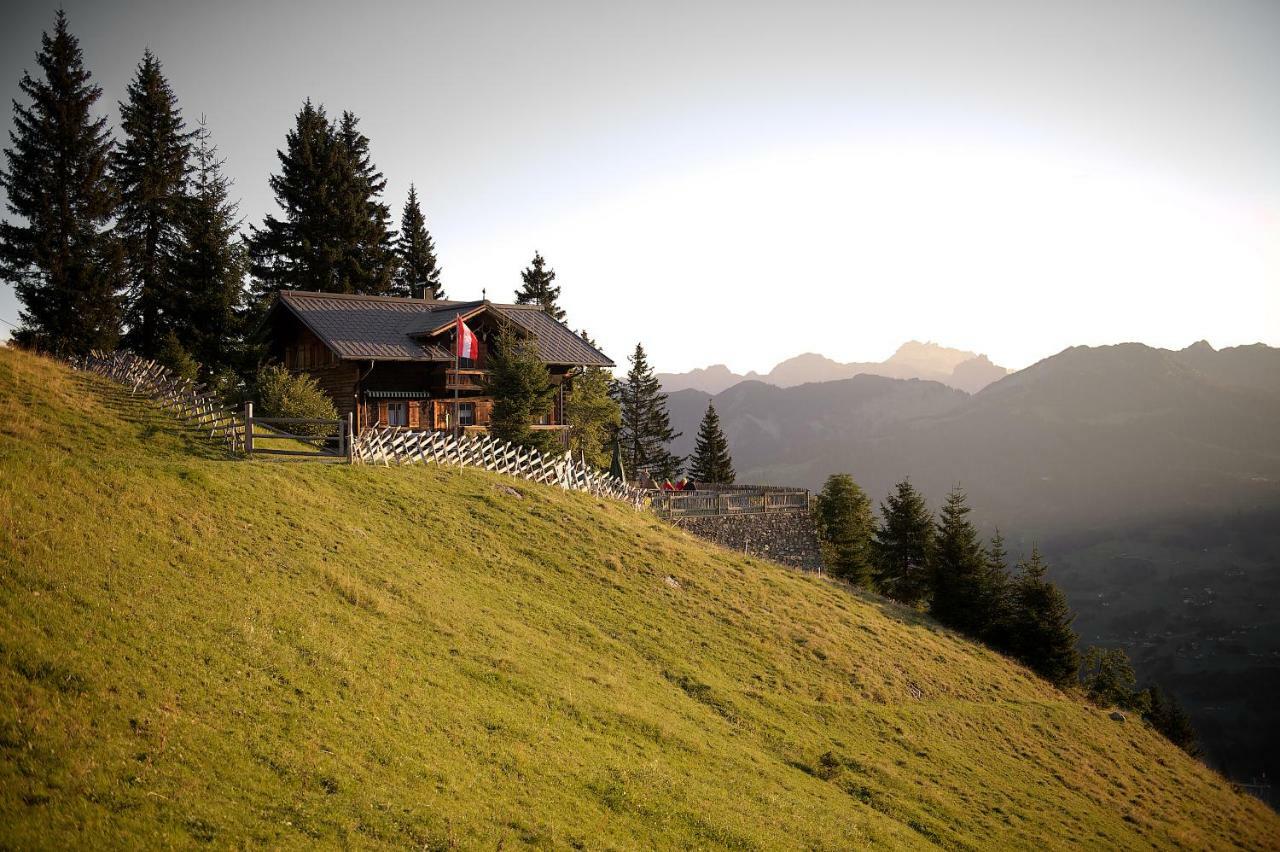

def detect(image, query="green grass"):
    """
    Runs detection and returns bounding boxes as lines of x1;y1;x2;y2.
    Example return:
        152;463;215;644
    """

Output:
0;346;1276;850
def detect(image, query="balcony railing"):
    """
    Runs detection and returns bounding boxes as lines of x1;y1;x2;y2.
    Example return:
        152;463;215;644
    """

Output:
444;368;488;391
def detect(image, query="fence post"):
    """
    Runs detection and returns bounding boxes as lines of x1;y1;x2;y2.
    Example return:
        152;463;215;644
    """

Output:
244;401;254;455
346;412;354;463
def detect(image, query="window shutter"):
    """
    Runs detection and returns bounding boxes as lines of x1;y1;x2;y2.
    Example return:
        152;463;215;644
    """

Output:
408;401;420;428
377;401;388;425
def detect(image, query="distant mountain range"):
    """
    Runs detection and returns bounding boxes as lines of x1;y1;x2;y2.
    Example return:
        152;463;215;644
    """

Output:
662;339;1280;790
666;341;1280;523
657;341;1010;395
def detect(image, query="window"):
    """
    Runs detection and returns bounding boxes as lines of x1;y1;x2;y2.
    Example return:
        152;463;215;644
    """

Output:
387;402;408;427
458;402;475;426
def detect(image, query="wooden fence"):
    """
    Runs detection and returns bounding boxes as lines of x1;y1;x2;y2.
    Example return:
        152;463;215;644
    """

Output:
74;351;245;453
73;351;646;509
352;426;647;508
651;486;811;518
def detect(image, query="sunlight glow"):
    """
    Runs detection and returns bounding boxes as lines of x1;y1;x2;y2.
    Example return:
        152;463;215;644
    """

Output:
447;140;1277;373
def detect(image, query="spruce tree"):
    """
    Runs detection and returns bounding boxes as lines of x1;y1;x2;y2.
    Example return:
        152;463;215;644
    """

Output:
169;118;246;375
616;343;682;481
248;100;343;301
980;529;1014;649
393;184;443;299
249;103;395;304
483;325;558;455
0;11;122;355
930;486;991;635
689;403;735;484
333;111;396;295
514;252;564;320
114;49;193;359
1008;547;1080;688
872;479;934;607
815;474;875;587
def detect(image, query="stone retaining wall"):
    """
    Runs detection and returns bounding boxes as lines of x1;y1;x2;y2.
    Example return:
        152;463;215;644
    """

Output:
672;511;824;572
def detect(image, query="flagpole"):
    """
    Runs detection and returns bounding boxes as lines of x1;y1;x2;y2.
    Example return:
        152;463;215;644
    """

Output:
454;323;461;442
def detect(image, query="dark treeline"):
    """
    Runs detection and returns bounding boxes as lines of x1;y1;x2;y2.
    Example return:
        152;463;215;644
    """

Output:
2;13;633;458
815;473;1200;755
0;12;451;383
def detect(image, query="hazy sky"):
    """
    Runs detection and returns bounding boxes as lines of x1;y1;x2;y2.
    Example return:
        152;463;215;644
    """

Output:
2;0;1277;372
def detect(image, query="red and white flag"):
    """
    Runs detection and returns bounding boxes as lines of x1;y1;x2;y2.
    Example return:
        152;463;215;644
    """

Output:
455;315;477;360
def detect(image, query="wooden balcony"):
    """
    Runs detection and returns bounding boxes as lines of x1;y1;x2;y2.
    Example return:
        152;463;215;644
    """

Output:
444;368;488;391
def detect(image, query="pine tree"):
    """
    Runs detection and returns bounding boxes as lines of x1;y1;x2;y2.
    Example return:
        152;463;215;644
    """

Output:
930;486;992;635
689;403;735;484
114;49;193;359
565;361;620;469
393;184;443;299
815;474;875;586
484;325;558;455
514;252;564;320
0;11;122;355
872;479;934;607
333;111;396;295
1008;547;1080;688
616;343;682;481
169;118;246;376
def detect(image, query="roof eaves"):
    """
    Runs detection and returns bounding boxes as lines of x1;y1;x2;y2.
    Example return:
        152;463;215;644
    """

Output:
269;292;341;353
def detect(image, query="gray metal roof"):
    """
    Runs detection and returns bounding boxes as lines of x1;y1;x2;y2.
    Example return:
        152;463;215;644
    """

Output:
402;301;488;337
497;305;614;367
273;291;613;367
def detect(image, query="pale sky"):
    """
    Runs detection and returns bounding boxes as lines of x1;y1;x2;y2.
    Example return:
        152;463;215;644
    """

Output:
2;0;1277;372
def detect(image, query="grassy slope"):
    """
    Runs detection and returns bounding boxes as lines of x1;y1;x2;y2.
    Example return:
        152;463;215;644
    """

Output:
0;347;1275;850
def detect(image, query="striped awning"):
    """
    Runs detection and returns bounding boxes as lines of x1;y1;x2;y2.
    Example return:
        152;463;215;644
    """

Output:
364;390;431;398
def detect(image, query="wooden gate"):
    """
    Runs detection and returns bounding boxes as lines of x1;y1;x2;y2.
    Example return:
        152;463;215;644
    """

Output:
244;403;353;460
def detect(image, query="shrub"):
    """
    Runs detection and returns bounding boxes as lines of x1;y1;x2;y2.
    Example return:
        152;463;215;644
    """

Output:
566;366;620;469
157;331;200;382
1080;646;1148;712
208;367;248;409
254;365;337;436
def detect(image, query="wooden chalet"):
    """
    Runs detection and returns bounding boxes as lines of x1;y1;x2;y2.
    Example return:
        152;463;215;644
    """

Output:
261;291;613;437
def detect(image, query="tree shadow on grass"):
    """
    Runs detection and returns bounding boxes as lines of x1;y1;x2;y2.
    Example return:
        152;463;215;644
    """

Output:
80;375;235;463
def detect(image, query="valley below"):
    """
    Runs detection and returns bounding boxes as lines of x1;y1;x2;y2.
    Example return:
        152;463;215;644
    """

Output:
665;341;1280;798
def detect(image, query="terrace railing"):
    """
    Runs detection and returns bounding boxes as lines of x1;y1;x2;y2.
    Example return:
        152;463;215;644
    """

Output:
651;486;811;518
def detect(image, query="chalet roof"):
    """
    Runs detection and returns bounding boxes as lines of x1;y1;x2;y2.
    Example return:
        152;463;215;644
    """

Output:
272;291;613;367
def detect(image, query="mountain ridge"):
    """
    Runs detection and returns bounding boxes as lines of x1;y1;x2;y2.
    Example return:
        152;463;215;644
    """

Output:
657;341;1010;395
